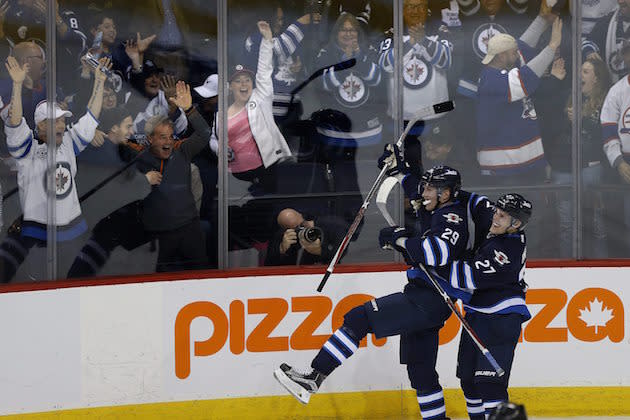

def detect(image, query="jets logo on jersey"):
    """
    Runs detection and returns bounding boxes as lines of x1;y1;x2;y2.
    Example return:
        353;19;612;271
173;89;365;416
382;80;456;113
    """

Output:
521;97;537;121
403;56;432;89
609;38;629;76
336;72;368;108
443;213;463;224
620;107;630;134
44;161;73;199
36;147;47;160
493;249;510;266
472;22;508;60
274;58;298;86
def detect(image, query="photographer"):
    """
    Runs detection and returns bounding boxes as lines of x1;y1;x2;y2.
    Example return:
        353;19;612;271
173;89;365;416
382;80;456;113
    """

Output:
264;208;347;266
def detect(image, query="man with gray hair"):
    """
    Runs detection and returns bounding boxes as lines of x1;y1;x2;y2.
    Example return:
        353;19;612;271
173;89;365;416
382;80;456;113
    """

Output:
130;81;209;272
67;81;210;277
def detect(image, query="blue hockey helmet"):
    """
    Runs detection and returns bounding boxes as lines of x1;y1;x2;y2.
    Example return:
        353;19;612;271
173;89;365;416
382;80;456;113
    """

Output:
420;165;461;197
495;193;532;227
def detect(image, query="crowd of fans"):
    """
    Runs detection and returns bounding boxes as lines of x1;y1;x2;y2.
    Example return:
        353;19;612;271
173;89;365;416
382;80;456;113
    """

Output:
0;0;628;282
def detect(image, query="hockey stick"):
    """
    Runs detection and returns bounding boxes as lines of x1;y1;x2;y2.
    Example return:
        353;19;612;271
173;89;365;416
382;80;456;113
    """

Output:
416;262;505;377
2;186;18;201
316;100;454;292
79;157;139;203
289;58;356;100
1;158;136;202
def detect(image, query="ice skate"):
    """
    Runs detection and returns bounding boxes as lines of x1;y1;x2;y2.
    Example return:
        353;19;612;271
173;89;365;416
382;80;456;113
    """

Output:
273;363;325;404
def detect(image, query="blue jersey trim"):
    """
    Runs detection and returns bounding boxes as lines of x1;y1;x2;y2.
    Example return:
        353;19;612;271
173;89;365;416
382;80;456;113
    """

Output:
22;218;88;242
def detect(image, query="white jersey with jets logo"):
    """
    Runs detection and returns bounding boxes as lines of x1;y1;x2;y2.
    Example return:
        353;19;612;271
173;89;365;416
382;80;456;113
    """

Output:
379;33;452;120
4;111;98;226
601;75;630;166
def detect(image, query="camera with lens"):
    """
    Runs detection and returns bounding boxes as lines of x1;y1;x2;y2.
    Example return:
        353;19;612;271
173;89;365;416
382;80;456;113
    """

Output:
296;226;323;243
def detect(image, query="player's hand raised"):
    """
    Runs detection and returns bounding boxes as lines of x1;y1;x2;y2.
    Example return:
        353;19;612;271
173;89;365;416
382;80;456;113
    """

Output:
378;144;407;176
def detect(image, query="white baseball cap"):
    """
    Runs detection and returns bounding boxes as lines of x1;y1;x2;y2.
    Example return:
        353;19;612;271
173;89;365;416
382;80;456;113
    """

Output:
194;74;218;98
481;33;518;65
34;101;72;125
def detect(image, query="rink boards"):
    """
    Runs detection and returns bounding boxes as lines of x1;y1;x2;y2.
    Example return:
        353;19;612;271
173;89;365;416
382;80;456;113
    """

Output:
0;266;628;418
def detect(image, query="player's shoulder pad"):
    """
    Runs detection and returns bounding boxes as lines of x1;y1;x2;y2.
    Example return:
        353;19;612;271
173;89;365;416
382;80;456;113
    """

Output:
461;189;493;213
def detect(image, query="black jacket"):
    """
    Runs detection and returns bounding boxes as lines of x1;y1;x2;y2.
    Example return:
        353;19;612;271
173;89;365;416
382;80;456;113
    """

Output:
135;107;210;232
265;215;348;266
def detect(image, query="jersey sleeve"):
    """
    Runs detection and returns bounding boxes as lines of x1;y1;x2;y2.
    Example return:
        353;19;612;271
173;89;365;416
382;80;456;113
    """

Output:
600;83;622;167
5;117;34;160
68;109;99;155
420;35;452;70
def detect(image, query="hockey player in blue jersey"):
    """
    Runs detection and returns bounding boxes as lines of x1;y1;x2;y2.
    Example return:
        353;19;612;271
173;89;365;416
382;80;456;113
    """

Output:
274;165;471;419
454;193;532;419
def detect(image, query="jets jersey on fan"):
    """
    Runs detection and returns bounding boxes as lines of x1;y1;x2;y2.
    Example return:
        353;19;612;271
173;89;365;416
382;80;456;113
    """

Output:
601;75;630;168
5;111;98;230
452;11;531;98
582;10;630;82
476;40;547;175
581;0;617;35
313;44;383;147
245;21;308;122
379;23;452;120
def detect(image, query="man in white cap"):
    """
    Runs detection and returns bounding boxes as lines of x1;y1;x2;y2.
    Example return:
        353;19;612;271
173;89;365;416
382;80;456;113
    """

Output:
0;56;109;283
194;74;218;101
193;73;218;126
476;14;562;184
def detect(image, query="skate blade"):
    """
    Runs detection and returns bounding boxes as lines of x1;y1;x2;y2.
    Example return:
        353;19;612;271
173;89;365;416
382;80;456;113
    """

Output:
273;368;311;404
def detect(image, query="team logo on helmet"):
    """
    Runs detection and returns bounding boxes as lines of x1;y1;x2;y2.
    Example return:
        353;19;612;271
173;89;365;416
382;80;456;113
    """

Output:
493;249;510;266
336;72;368;108
44;161;73;199
443;213;463;224
472;22;508;59
403;56;432;89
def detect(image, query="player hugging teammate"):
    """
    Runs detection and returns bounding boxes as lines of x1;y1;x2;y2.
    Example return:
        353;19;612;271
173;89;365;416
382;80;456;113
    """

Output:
274;140;533;419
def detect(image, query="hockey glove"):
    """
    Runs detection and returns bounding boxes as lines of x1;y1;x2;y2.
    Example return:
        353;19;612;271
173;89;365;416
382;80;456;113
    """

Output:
377;144;408;176
379;226;409;252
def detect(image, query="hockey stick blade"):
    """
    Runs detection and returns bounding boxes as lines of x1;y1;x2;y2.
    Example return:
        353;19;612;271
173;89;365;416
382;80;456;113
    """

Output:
482;349;505;377
289;58;356;96
432;100;454;115
395;100;455;149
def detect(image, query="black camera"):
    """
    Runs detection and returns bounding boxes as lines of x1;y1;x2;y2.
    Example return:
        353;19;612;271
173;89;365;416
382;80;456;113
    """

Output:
296;226;323;243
